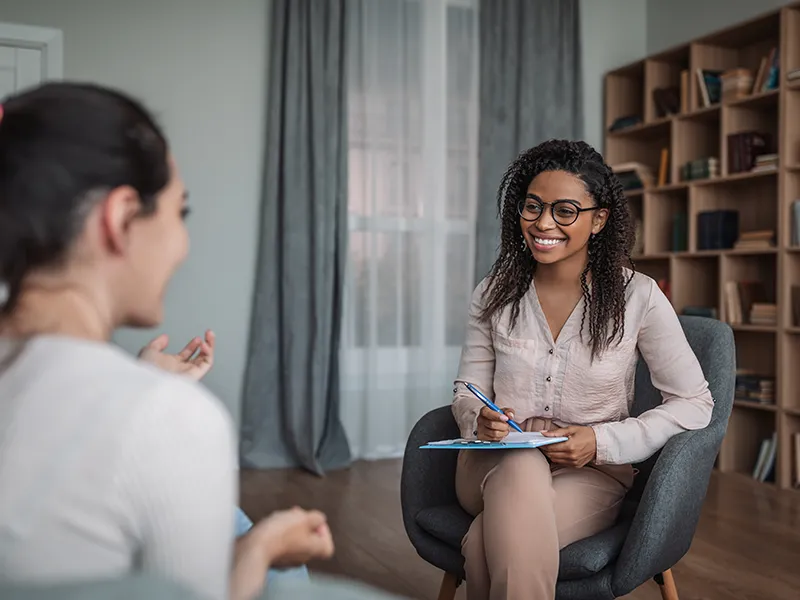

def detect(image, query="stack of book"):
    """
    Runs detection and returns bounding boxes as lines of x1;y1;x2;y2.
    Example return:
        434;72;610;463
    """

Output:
735;370;775;405
733;229;774;250
680;157;719;181
753;153;778;173
720;68;754;102
750;303;777;326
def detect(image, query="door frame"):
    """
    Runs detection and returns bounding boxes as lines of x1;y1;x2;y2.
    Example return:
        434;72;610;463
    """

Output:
0;22;63;80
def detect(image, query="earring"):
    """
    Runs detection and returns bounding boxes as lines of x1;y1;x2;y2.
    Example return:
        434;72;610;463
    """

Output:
521;238;526;250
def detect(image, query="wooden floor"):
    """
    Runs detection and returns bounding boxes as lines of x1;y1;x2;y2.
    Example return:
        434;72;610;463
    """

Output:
240;460;800;600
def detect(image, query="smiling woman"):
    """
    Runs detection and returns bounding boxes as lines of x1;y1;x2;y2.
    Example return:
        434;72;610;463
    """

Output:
449;139;714;600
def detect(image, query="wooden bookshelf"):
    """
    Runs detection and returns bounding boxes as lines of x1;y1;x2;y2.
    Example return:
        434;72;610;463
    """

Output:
605;4;800;491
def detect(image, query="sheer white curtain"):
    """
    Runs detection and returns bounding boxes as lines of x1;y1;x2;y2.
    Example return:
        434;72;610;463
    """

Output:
341;0;479;459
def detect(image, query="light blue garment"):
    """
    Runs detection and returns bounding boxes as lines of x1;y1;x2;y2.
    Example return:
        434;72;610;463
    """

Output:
235;507;309;582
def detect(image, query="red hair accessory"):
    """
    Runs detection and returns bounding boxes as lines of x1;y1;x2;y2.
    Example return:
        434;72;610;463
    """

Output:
0;103;4;123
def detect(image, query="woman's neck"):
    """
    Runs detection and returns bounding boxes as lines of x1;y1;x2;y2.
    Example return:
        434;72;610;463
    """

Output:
534;249;589;290
0;284;113;342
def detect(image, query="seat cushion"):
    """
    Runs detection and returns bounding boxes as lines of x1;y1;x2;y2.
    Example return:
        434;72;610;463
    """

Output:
415;505;630;581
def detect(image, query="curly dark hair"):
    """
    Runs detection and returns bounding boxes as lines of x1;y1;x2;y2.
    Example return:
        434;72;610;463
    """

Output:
480;139;636;359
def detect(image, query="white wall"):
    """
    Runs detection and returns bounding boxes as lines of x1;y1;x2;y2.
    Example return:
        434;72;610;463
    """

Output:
0;0;269;423
580;0;648;150
647;0;793;54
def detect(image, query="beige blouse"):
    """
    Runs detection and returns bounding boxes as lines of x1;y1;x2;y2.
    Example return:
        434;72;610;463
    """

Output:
452;269;714;465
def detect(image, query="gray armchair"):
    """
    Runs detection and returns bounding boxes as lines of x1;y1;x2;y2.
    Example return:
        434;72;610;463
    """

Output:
401;316;735;600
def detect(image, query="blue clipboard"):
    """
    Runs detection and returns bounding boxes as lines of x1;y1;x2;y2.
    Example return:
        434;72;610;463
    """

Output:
421;433;567;450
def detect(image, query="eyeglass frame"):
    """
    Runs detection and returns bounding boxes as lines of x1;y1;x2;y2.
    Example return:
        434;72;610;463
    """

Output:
516;196;600;226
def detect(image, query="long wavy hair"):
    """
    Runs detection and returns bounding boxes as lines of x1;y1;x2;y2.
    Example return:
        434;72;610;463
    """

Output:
480;139;636;359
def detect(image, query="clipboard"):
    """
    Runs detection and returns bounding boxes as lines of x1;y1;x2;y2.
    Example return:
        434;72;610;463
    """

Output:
421;431;568;450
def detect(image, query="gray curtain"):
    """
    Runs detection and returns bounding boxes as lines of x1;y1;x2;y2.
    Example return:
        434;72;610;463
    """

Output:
240;0;351;475
474;0;583;282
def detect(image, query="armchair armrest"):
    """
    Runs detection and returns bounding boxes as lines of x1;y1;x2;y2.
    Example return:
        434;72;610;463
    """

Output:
611;422;724;596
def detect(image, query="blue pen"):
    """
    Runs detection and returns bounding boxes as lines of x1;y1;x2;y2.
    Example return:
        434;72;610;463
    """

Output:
463;382;524;433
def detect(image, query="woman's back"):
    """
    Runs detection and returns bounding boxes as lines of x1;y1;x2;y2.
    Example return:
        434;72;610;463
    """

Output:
0;336;236;597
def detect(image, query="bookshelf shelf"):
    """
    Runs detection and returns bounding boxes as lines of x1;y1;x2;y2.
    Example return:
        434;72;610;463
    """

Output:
727;87;780;108
734;400;779;412
692;169;777;186
605;3;793;489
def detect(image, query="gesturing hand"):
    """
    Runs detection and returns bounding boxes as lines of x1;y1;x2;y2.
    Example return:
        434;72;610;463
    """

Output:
541;425;597;468
252;507;335;568
476;406;516;441
138;330;216;381
231;507;334;600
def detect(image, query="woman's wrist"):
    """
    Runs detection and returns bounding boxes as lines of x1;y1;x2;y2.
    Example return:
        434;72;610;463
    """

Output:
230;533;273;600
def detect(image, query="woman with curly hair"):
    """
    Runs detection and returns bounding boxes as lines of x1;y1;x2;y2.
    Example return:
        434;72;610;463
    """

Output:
452;139;713;599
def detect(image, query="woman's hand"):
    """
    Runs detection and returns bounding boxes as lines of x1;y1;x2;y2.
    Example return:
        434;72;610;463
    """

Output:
476;406;516;441
541;426;597;467
138;330;215;381
251;507;335;568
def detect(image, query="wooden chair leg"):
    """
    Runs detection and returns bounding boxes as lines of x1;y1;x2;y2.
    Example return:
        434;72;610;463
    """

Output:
654;569;679;600
437;571;459;600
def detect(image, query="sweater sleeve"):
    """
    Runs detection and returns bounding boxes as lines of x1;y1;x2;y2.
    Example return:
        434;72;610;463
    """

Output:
452;279;495;438
591;278;714;465
117;378;238;600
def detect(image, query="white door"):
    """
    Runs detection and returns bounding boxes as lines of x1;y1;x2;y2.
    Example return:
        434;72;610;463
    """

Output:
0;23;63;101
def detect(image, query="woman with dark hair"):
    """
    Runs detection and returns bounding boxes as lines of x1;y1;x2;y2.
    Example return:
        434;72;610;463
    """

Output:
0;82;332;600
452;139;713;600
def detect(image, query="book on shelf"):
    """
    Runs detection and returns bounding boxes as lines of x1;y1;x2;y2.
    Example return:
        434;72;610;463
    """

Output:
680;70;689;113
733;229;774;250
752;431;777;483
791;200;800;246
611;162;654;190
697;209;738;250
794;433;800;489
696;68;723;107
671;212;687;252
788;68;800;82
751;47;779;94
723;280;772;325
791;285;800;328
726;132;772;174
608;115;642;132
735;369;775;405
680;156;719;181
657;148;669;187
652;87;679;118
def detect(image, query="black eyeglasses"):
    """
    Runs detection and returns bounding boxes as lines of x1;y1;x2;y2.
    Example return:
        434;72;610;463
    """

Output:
517;198;598;226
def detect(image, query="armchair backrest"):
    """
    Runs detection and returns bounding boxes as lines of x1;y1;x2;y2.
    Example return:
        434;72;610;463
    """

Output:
627;315;736;502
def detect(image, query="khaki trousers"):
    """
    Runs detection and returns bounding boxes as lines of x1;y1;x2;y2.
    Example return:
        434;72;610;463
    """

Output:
455;418;634;600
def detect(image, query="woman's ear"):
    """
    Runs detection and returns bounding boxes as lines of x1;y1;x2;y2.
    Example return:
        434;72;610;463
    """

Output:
592;208;609;235
100;185;142;254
